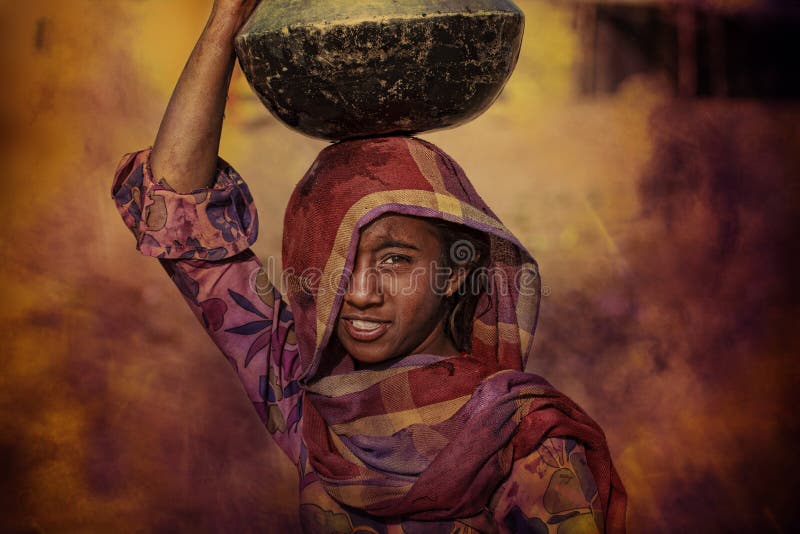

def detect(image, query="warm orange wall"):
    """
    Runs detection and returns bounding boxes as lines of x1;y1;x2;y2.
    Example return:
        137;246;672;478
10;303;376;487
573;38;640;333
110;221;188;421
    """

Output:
1;1;797;531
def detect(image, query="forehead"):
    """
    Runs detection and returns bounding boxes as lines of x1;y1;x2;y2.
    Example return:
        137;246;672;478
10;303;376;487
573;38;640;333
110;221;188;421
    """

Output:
358;214;440;246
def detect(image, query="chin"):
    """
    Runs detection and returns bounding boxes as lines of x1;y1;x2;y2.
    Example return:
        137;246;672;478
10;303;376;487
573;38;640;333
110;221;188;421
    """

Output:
343;339;410;368
334;330;389;365
347;345;395;365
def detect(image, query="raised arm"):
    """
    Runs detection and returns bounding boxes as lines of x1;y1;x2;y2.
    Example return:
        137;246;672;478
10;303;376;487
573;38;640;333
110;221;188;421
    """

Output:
110;0;305;466
150;0;259;193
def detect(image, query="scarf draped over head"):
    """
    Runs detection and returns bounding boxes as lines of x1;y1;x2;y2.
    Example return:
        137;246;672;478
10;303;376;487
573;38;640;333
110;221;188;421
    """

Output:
282;136;626;531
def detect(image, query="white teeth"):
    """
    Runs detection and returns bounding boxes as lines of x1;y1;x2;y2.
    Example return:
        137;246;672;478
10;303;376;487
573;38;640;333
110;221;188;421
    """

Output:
351;320;382;330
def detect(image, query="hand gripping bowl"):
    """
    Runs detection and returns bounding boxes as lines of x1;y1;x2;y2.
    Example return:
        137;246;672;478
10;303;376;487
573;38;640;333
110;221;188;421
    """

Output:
234;0;525;140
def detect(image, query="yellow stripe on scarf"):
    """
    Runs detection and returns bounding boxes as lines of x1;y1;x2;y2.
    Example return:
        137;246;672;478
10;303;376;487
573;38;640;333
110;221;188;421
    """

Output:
406;137;448;195
329;394;473;438
306;365;425;397
474;320;526;347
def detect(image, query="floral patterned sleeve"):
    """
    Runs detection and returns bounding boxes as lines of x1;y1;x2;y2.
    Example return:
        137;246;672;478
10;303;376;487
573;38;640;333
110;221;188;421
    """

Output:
491;438;604;534
111;148;303;466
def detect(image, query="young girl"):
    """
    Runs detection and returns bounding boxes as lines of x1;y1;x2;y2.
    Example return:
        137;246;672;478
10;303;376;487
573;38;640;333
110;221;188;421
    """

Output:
112;1;626;532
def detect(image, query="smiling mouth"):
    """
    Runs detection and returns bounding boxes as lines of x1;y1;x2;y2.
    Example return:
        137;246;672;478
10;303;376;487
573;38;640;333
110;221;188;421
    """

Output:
342;319;391;342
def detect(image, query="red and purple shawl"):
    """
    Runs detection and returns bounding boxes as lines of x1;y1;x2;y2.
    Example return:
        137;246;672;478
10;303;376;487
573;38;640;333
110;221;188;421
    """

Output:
279;136;627;530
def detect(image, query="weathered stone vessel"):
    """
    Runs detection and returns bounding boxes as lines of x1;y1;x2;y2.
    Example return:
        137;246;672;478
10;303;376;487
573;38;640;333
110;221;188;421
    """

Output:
234;0;524;140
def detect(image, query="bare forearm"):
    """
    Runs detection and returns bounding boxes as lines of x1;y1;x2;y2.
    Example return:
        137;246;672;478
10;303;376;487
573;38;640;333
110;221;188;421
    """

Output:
151;4;254;193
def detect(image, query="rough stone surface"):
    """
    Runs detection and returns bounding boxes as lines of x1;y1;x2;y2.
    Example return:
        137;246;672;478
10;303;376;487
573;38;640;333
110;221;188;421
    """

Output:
235;0;524;140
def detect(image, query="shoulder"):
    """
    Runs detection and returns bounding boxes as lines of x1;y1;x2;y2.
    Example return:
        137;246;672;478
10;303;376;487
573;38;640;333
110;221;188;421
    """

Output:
490;437;603;534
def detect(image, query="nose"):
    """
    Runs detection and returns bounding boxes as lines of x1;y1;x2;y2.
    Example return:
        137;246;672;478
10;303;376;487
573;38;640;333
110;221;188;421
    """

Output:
344;263;383;309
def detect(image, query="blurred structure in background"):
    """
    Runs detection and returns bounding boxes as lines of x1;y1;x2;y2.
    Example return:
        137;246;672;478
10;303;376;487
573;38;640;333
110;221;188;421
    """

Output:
573;0;800;97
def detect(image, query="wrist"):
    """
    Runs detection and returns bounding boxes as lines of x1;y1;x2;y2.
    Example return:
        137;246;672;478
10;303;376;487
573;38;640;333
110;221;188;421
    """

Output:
207;5;249;39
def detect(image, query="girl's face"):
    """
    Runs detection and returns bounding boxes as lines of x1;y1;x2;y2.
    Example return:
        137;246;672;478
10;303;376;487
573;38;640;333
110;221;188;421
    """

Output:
336;214;463;367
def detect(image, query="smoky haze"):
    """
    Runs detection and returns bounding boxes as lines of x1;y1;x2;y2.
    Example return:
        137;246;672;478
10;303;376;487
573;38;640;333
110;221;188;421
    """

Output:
0;1;797;532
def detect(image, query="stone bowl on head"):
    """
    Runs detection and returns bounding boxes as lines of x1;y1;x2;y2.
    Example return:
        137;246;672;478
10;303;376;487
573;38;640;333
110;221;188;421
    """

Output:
234;0;525;140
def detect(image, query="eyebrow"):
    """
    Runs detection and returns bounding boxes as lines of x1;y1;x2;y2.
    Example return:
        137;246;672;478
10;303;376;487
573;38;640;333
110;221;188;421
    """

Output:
371;239;420;253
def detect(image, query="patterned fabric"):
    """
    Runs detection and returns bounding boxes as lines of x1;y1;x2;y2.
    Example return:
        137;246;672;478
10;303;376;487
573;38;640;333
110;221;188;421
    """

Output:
112;149;304;462
491;437;605;534
111;148;258;259
111;143;626;533
281;137;626;529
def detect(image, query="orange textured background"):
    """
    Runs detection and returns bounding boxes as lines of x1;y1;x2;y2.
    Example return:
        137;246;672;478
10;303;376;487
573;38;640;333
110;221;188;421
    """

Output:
1;1;798;532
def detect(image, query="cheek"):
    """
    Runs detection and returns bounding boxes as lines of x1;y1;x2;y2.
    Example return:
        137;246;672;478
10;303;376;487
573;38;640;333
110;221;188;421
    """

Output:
384;268;428;297
394;284;444;328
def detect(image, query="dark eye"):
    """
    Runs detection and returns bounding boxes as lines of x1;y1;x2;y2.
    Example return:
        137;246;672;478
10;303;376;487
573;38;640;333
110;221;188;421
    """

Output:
381;254;409;266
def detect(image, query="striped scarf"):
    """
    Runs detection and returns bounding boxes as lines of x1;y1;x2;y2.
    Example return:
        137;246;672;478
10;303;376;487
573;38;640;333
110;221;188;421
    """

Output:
282;136;626;530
